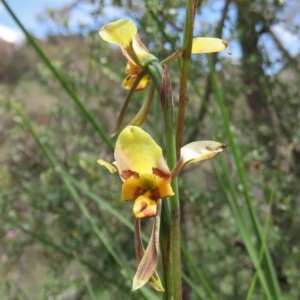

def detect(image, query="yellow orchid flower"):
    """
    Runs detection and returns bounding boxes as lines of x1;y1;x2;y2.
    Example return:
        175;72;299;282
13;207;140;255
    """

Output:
99;19;158;91
97;126;226;291
98;126;226;218
98;125;174;219
99;19;229;92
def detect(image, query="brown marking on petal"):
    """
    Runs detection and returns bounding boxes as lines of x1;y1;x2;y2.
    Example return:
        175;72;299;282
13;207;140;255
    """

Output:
152;167;170;179
150;189;159;200
140;200;148;212
142;210;157;218
135;187;146;198
140;200;157;218
121;170;139;180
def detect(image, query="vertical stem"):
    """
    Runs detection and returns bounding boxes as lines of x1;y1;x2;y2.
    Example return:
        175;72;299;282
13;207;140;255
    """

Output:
147;1;198;291
160;67;182;300
176;0;198;155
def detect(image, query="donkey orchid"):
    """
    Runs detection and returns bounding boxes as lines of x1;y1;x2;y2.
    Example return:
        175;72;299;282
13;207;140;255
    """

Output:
98;125;174;219
98;126;226;219
98;125;226;290
100;19;228;91
99;19;158;90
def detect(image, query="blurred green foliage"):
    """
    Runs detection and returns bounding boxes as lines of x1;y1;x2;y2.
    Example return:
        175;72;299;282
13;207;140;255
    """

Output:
0;0;299;299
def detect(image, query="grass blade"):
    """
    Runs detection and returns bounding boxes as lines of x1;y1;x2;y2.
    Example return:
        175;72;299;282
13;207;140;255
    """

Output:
1;0;113;150
208;56;281;300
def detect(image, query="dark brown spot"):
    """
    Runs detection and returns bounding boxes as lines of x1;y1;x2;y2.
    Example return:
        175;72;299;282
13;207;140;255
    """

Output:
121;170;139;180
152;167;170;179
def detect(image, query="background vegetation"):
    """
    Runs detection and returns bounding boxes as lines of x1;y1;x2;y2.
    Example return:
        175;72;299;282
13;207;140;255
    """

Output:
0;0;299;299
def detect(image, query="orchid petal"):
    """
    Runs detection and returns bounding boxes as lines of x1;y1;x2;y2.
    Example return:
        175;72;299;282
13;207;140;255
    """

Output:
121;177;140;201
181;141;226;165
114;126;170;177
132;205;160;290
121;174;156;201
192;37;228;53
155;176;174;198
97;159;117;173
134;219;164;292
133;194;157;219
172;141;226;177
131;34;158;67
99;19;137;47
122;74;150;90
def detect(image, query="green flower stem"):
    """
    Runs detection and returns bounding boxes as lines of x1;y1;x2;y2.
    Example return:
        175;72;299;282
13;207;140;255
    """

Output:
129;83;155;126
147;62;171;297
176;0;197;155
161;67;182;300
113;70;148;135
160;49;182;65
147;61;182;299
159;199;172;297
147;62;164;92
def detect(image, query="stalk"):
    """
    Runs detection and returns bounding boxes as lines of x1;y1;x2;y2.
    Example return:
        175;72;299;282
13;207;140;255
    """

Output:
147;59;182;299
160;66;182;299
176;0;198;154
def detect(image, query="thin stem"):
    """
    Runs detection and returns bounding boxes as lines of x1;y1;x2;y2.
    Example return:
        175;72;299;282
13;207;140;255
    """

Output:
113;70;148;135
160;49;182;65
160;67;182;300
129;83;155;126
176;0;198;156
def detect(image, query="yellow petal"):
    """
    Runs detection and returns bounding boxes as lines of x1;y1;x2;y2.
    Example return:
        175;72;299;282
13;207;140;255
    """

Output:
123;61;149;90
131;34;158;67
99;19;137;47
115;126;170;177
97;159;117;173
122;74;150;90
125;60;141;75
139;173;156;190
121;177;140;201
156;177;174;198
192;37;228;53
133;194;157;219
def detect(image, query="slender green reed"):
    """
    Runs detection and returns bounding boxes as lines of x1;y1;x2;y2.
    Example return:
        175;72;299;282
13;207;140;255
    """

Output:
1;0;113;150
209;55;281;300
